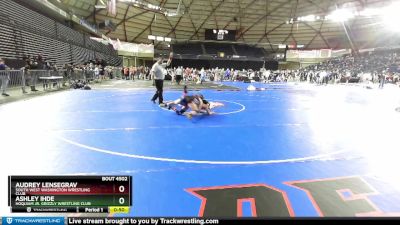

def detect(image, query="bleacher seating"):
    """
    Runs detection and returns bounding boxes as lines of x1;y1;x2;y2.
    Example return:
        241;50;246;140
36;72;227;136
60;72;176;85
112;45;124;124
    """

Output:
172;42;266;60
204;43;234;56
235;44;265;57
0;0;121;66
173;44;203;55
0;1;57;38
57;23;84;45
85;37;115;56
20;30;73;66
72;45;95;64
0;22;16;59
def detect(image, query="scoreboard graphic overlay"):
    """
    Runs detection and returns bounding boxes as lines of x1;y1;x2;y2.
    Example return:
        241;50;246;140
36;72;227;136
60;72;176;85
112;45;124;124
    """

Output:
8;176;132;213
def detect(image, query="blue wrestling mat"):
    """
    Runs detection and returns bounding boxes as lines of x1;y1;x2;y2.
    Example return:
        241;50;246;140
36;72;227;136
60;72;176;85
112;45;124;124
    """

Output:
1;82;400;217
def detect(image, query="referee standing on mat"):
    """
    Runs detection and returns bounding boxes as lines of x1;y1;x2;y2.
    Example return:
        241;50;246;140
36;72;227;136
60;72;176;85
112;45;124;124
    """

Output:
151;52;173;106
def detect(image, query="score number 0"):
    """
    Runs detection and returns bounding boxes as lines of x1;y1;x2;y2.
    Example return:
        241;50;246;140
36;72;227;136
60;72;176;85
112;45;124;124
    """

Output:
118;185;125;205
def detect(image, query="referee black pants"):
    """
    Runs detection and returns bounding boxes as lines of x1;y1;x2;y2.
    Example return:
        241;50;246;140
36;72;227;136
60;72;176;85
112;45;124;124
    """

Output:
175;75;182;85
151;79;164;104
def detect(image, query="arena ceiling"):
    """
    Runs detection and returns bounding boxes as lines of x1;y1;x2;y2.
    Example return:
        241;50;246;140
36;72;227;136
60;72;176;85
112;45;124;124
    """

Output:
52;0;392;51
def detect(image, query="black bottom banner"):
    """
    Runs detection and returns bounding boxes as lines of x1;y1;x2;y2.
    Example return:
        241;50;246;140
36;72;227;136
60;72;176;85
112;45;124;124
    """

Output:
66;217;400;225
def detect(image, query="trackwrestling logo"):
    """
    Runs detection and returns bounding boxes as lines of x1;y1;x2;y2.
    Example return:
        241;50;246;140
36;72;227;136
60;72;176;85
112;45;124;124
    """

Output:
2;217;65;225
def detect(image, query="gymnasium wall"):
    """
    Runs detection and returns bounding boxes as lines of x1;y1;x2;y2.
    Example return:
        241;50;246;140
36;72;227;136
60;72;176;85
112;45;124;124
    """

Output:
170;59;277;70
0;0;122;67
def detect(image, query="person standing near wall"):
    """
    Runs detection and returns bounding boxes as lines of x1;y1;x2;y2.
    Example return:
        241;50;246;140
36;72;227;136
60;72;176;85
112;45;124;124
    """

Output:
175;66;183;85
170;68;176;84
199;67;206;84
145;67;150;80
150;53;173;105
379;70;386;89
123;67;129;80
0;58;10;97
29;56;39;92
